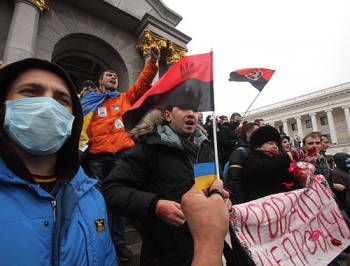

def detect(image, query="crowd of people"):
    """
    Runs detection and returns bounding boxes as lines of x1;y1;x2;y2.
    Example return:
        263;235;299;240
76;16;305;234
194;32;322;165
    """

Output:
202;114;350;265
1;54;350;266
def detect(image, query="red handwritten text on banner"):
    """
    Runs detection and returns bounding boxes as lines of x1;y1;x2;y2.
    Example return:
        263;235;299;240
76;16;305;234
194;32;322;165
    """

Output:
230;175;350;266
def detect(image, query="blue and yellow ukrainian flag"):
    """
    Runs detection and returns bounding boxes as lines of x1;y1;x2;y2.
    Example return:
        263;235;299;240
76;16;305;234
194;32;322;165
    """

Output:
194;162;217;191
79;93;107;146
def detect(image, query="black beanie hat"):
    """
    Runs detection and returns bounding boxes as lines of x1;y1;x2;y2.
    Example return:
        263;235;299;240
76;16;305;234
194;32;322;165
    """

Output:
250;125;281;149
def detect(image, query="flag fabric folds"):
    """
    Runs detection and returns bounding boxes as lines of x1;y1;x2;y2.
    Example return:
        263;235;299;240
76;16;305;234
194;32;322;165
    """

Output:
194;162;217;191
123;52;214;132
229;68;275;92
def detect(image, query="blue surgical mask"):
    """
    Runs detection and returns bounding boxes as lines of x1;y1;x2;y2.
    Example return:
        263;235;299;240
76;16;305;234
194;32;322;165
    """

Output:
4;97;75;156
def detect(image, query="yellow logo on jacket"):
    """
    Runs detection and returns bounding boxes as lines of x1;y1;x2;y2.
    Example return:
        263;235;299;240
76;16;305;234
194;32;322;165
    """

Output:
94;219;105;233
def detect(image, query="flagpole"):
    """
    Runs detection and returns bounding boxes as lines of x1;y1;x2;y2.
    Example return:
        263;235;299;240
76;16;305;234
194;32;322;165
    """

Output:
210;48;220;180
241;91;261;120
211;111;220;180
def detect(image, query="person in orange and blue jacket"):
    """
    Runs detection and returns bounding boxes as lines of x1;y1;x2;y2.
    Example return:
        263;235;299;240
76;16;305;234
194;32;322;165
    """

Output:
80;46;160;260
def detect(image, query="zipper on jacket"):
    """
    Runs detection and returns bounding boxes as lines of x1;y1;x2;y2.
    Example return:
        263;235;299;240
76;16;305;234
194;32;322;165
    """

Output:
52;200;57;222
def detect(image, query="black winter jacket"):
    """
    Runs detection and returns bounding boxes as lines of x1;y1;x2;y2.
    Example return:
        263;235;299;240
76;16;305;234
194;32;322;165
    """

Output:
220;122;241;159
224;141;251;204
102;108;214;266
315;154;331;179
243;150;301;201
333;153;350;213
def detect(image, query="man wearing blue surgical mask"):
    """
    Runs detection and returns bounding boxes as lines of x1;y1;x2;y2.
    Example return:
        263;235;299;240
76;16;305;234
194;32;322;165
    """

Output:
0;58;117;266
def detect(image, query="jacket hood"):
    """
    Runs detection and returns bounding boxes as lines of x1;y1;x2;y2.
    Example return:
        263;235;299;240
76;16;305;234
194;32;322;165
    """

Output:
131;107;208;145
131;107;165;141
0;58;83;184
334;152;350;172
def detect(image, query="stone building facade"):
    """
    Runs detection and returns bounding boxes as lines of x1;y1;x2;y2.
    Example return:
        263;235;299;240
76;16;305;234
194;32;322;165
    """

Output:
0;1;192;264
0;0;190;93
243;82;350;155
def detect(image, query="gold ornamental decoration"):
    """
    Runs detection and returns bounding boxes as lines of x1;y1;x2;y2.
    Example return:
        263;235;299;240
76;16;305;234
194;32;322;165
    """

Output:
136;30;167;57
31;0;51;11
166;41;187;65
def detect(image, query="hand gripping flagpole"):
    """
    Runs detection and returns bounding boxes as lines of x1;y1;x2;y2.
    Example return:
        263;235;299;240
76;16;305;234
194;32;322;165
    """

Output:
210;49;221;180
211;111;220;180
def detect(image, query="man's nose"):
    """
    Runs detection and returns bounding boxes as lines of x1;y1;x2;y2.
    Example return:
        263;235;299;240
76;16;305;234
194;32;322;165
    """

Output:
187;110;196;115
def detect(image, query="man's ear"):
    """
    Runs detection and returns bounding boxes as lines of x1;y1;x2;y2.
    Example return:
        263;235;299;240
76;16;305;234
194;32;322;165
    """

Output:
164;110;171;122
246;132;251;139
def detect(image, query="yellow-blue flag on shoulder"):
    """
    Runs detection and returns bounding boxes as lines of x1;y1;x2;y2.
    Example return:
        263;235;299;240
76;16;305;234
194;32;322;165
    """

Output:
79;90;120;146
194;162;217;191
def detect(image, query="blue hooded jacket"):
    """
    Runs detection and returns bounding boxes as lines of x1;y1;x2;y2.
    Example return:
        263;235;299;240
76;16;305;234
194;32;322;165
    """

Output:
0;59;117;266
0;160;117;266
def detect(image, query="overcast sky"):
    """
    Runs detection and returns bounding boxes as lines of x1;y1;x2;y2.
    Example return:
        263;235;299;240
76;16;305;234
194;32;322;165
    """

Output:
161;0;350;118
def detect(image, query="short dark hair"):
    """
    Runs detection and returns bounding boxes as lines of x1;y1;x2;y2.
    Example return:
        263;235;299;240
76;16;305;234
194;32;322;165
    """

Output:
230;112;241;119
321;134;329;140
302;131;321;145
280;132;290;141
240;122;259;141
82;80;95;88
100;69;116;80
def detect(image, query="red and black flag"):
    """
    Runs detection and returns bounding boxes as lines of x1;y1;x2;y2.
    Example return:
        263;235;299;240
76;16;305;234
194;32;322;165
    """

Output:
229;68;275;92
123;52;214;131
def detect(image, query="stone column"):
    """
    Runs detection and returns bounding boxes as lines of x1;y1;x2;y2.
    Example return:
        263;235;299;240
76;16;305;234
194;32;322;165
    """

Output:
309;113;319;132
3;0;50;64
295;116;304;138
342;105;350;138
136;30;167;85
325;109;338;144
281;119;290;136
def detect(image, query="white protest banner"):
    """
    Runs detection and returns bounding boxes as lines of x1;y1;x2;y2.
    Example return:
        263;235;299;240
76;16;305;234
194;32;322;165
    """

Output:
229;175;350;265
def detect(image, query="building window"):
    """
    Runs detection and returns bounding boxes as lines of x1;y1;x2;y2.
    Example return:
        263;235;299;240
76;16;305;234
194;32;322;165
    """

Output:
279;125;284;132
320;116;328;125
306;119;312;128
291;123;298;131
